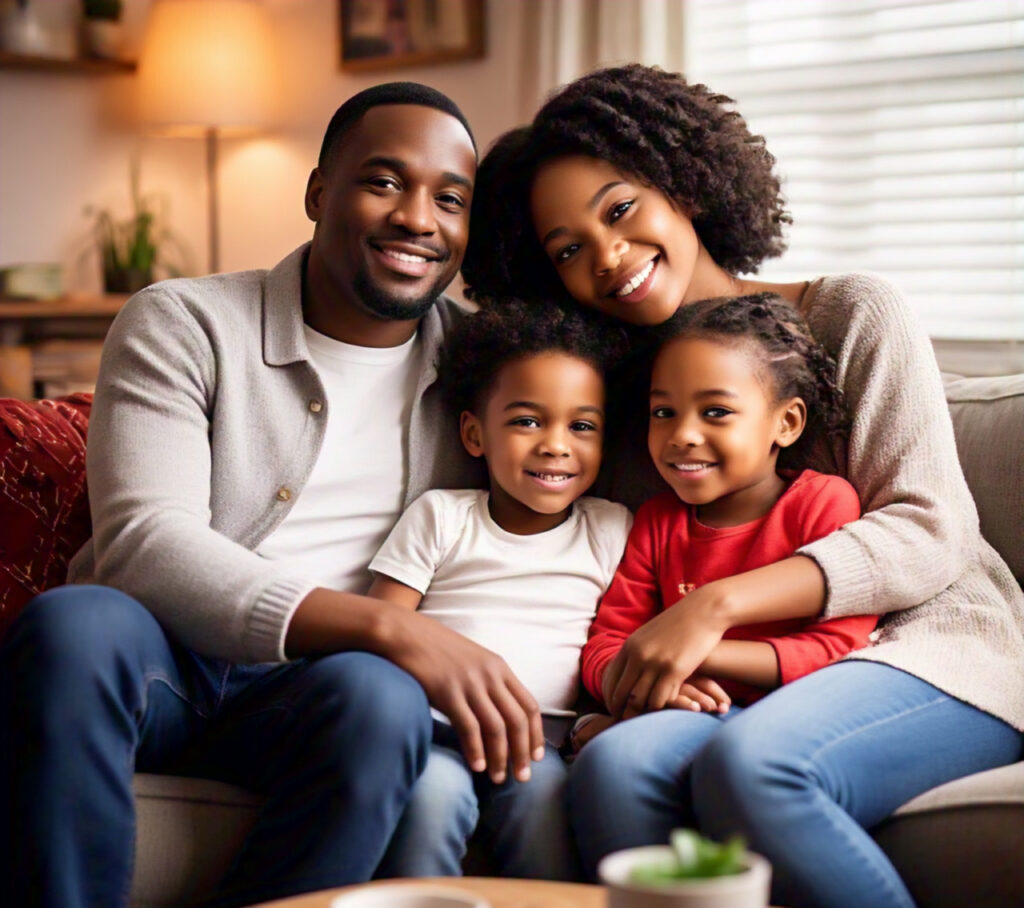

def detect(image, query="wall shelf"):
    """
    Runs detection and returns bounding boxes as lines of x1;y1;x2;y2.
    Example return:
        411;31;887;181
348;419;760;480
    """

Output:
0;50;135;74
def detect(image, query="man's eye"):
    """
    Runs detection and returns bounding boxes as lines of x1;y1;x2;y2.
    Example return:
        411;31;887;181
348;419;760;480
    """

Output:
366;176;401;191
651;406;674;419
704;407;732;419
509;416;540;428
555;243;580;264
437;192;465;209
608;199;634;222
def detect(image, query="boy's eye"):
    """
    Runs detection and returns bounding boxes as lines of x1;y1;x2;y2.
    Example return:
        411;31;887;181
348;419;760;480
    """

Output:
704;407;732;419
570;420;600;433
509;416;540;428
651;406;674;419
554;242;580;264
608;199;634;223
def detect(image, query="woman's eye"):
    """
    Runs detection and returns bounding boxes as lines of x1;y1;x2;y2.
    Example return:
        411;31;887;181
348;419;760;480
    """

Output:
554;243;580;264
509;416;540;428
609;199;634;223
651;406;674;419
704;407;732;419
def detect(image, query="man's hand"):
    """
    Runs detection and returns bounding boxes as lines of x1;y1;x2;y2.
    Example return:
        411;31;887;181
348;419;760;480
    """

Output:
601;584;730;720
285;588;544;785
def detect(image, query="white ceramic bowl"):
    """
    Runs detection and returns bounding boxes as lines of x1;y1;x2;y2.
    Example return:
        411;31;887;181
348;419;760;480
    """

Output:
329;884;489;908
599;844;772;908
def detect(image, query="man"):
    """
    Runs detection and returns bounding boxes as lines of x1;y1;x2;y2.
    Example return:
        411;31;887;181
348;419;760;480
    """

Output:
0;83;543;908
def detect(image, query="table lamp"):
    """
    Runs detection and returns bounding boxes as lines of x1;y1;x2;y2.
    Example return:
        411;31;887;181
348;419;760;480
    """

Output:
138;0;279;274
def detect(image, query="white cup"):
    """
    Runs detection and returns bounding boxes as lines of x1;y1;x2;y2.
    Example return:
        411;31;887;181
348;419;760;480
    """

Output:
330;884;490;908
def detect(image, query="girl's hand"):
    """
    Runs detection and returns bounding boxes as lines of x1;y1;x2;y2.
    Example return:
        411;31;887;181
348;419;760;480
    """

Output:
665;673;731;715
602;584;730;719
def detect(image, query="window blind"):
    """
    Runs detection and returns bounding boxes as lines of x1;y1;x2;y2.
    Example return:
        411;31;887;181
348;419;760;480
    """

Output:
683;0;1024;340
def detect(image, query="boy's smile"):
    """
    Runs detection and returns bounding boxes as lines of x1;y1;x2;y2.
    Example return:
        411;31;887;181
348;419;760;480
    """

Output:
460;352;605;535
648;337;804;527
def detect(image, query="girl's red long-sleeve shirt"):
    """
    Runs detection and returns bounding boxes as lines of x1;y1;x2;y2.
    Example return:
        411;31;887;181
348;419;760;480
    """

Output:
582;470;878;706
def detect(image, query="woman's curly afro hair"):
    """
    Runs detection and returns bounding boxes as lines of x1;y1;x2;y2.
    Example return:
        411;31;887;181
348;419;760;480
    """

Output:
463;64;791;304
439;297;626;416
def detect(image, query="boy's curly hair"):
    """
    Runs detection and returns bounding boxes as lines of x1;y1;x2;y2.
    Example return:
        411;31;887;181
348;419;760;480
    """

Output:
463;64;790;305
440;298;626;415
652;293;848;470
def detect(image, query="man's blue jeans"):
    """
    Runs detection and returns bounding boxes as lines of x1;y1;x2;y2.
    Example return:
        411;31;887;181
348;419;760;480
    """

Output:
0;585;434;908
376;720;579;880
569;661;1022;908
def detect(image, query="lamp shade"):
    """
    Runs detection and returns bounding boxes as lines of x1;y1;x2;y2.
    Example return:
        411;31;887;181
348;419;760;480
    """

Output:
138;0;279;135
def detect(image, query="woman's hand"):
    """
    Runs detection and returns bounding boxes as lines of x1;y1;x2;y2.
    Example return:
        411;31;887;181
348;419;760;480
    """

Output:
602;583;731;719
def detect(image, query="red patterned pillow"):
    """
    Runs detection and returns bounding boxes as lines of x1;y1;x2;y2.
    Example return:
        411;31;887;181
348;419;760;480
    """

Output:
0;394;93;641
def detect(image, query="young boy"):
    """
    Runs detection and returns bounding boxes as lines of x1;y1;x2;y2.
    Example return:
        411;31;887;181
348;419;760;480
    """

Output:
368;300;631;880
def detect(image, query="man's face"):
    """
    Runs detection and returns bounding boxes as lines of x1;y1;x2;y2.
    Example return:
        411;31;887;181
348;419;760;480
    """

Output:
306;104;476;321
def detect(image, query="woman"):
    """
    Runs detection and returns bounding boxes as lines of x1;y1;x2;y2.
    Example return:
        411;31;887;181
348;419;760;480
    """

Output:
461;64;1024;908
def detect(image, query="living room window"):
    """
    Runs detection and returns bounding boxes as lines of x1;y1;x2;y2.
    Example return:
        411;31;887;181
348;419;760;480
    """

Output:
683;0;1024;371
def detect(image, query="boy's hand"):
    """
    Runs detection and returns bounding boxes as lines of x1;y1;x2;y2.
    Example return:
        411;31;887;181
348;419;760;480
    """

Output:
386;609;545;785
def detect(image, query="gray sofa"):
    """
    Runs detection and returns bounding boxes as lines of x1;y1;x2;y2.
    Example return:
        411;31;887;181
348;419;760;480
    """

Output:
129;372;1024;908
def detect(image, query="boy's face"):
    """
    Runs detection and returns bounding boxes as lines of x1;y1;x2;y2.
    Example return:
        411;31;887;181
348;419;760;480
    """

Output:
648;336;804;527
460;352;605;535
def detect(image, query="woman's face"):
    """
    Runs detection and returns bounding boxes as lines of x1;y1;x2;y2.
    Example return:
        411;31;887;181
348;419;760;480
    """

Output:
530;155;700;326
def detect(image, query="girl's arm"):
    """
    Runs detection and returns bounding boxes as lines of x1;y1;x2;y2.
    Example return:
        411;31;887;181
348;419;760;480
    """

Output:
368;575;423;611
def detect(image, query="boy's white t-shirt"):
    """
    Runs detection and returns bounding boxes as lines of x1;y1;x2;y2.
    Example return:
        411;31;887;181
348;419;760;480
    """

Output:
257;325;421;594
369;488;632;717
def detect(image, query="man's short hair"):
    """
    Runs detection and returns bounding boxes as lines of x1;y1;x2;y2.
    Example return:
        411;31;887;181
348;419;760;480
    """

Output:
317;82;476;170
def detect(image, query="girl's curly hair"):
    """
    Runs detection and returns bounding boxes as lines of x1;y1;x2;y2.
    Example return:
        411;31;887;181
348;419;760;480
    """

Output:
463;64;791;305
652;293;848;470
439;297;627;415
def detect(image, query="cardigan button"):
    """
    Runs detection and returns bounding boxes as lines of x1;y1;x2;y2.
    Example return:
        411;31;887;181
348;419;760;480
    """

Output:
275;487;292;502
308;399;323;413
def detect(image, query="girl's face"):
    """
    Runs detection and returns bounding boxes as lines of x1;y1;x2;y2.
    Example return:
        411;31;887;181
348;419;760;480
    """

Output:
648;336;805;527
460;352;605;535
530;155;700;326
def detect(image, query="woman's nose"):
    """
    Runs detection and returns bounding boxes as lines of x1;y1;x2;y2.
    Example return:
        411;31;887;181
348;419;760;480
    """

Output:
593;234;629;275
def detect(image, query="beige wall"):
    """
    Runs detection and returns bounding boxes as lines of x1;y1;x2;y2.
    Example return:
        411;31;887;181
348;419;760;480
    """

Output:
0;0;527;291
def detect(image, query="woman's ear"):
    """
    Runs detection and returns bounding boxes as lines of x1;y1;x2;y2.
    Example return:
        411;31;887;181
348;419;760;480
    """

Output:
459;410;485;458
775;397;807;449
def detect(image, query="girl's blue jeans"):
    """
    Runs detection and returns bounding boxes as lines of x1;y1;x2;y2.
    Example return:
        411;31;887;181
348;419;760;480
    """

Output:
0;585;434;908
569;660;1022;908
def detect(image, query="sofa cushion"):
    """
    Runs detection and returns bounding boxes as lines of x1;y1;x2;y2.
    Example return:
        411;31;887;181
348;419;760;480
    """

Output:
942;374;1024;582
0;394;93;641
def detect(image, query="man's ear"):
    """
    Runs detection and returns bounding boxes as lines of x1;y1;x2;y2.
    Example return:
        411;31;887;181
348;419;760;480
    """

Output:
775;397;807;449
304;167;324;223
459;410;485;458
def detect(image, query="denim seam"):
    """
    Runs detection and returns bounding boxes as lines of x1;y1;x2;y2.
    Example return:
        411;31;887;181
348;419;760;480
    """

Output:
140;671;210;720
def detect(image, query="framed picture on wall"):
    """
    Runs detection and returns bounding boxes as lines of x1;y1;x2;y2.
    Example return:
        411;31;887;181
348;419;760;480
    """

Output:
339;0;485;72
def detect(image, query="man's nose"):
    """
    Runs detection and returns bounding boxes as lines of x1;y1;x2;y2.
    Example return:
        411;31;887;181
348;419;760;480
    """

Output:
389;188;436;234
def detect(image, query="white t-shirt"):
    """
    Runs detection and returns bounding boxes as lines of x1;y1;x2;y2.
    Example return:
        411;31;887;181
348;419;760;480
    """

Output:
369;488;632;716
257;325;422;594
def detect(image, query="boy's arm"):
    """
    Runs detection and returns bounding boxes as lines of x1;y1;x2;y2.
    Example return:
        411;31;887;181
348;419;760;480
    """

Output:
368;575;424;611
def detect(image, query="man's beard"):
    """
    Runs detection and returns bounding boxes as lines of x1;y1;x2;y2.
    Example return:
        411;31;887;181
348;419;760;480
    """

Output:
352;267;449;321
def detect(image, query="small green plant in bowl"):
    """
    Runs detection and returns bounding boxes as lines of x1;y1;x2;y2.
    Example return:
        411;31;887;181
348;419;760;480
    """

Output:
630;830;747;883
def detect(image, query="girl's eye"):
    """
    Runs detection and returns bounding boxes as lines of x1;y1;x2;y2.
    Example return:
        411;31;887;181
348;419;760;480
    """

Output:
509;416;540;428
554;242;580;264
570;420;599;433
704;407;732;419
651;406;674;419
608;199;634;223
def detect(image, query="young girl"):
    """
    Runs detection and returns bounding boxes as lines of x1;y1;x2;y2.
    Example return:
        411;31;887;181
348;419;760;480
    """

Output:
573;293;876;752
461;64;1024;908
368;299;631;881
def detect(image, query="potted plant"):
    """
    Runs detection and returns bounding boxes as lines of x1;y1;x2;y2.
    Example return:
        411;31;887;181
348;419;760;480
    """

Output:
598;829;772;908
80;0;123;59
86;158;183;295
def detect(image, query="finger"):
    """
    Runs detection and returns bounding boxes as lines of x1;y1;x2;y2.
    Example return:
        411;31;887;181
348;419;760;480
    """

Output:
609;659;645;719
621;668;660;720
444;697;487;774
465;689;510;784
668;694;701;712
601;651;626;709
678;683;716;712
647;670;687;713
691;676;731;711
489;679;542;782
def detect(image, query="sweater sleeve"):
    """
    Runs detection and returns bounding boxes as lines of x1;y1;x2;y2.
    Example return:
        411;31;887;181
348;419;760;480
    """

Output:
760;474;878;683
799;275;979;619
581;501;663;705
85;286;312;663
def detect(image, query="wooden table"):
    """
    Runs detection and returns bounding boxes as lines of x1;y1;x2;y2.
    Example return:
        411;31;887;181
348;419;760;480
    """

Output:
247;877;606;907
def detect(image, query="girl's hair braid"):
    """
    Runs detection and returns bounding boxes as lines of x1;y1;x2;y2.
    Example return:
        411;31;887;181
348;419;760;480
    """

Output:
654;293;848;470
